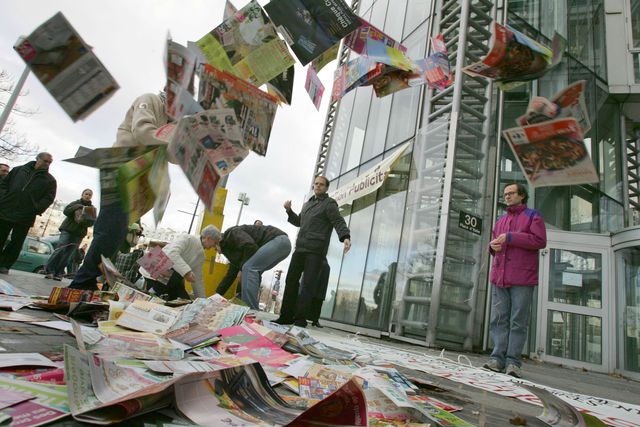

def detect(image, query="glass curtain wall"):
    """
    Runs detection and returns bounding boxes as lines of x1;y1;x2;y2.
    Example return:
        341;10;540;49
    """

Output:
504;4;624;234
319;0;432;330
616;247;640;374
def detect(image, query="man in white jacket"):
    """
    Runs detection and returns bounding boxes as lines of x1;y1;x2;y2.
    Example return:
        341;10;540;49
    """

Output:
70;92;169;291
142;226;217;299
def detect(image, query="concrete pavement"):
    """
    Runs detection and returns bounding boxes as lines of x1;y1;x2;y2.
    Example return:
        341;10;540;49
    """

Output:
1;269;639;426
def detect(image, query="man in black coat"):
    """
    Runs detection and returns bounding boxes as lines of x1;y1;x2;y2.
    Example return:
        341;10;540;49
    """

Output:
44;189;94;280
214;223;291;310
0;164;9;182
276;175;351;327
0;153;57;274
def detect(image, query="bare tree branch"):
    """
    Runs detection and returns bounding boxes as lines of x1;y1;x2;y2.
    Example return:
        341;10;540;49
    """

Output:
0;69;39;160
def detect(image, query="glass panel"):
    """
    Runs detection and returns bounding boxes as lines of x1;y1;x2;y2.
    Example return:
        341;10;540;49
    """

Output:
361;93;392;163
592;0;606;80
385;24;427;150
342;87;373;173
369;0;389;28
332;193;376;324
357;153;411;329
632;0;640;49
325;91;356;180
547;310;602;364
404;0;431;39
568;0;594;71
548;249;602;308
394;120;448;339
358;0;375;16
596;103;622;202
383;0;406;41
617;247;640;373
320;227;348;319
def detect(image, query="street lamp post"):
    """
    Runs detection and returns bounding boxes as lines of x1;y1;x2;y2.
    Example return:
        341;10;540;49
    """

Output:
236;192;250;226
177;199;201;234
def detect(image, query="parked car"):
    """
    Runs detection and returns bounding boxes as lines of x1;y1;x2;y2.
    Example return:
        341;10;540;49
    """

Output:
11;236;55;273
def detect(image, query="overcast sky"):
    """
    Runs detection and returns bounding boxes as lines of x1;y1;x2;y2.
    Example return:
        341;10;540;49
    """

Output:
0;1;338;272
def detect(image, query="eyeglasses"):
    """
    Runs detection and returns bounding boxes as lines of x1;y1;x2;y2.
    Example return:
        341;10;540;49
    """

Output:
503;191;518;198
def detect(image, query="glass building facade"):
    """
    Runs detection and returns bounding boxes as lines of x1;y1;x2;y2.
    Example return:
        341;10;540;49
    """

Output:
313;0;640;377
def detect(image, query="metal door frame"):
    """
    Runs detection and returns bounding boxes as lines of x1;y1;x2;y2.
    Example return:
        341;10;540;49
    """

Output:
535;230;614;373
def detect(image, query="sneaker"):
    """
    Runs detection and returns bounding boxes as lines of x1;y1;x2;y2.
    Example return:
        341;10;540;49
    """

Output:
44;273;54;279
311;321;323;328
505;364;522;378
483;359;504;373
293;319;308;328
273;317;293;325
52;275;63;281
0;267;9;275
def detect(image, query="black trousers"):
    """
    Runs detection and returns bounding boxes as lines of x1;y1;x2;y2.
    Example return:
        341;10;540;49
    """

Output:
280;251;325;321
145;270;189;300
0;220;30;269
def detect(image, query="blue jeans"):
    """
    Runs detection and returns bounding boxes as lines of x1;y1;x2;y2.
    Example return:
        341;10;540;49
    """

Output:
489;284;535;368
45;231;82;276
69;202;128;290
241;235;291;309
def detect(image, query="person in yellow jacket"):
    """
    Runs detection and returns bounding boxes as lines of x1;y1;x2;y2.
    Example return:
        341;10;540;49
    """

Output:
69;92;168;291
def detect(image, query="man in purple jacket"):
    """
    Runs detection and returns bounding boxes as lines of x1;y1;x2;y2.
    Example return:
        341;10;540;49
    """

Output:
484;183;546;378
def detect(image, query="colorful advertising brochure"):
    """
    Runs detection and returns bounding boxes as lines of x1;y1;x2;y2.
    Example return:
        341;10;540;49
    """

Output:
169;296;249;332
216;323;298;367
264;0;361;65
13;12;118;122
0;294;32;311
115;301;180;335
365;38;415;72
234;38;296;86
116;147;168;224
47;287;97;304
0;279;27;296
503;118;598;188
0;377;69;427
0;389;32;410
312;42;339;72
210;0;278;65
174;363;301;427
0;311;43;323
195;33;235;74
198;64;278;156
304;65;324;110
463;23;565;90
201;0;294;87
64;345;177;424
287;378;368;426
344;16;406;55
165;40;202;121
64;144;163;210
370;33;455;99
163;108;249;210
332;56;384;101
517;80;591;134
163;322;221;347
266;65;295;105
137;246;174;280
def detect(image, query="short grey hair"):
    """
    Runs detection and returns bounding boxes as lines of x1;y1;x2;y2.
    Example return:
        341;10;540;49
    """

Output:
37;152;52;160
201;224;222;241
